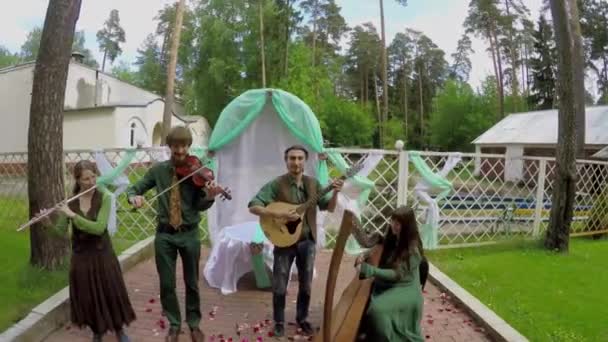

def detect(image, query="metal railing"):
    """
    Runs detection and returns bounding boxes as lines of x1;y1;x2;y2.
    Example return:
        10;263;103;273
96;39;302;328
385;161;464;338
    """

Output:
1;147;607;248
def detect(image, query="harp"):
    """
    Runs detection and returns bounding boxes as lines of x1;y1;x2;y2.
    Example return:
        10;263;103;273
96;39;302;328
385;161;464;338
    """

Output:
313;210;383;342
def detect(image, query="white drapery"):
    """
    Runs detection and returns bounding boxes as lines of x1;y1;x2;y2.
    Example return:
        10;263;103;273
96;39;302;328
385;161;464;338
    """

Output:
93;150;131;236
413;153;461;249
203;103;381;294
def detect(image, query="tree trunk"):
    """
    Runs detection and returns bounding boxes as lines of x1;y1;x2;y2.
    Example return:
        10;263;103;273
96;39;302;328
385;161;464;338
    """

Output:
161;0;185;145
161;29;170;68
495;33;506;117
373;71;382;145
569;0;585;156
283;0;292;77
488;29;501;118
504;0;520;98
403;61;408;139
526;45;531;95
364;68;369;107
521;44;526;96
418;64;424;146
525;41;531;96
379;0;389;144
28;0;82;269
360;68;364;107
101;49;107;72
490;27;506;118
312;0;318;67
545;0;585;252
259;0;266;87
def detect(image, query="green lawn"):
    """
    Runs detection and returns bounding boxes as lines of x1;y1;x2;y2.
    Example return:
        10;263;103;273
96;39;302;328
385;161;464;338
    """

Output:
0;226;68;332
427;238;608;341
0;198;136;332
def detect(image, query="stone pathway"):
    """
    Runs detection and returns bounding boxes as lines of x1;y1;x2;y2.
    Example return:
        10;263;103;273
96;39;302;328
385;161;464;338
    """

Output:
45;248;492;342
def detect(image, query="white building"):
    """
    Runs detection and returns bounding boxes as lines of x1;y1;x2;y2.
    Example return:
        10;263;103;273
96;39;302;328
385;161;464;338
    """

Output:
472;106;608;181
0;55;211;153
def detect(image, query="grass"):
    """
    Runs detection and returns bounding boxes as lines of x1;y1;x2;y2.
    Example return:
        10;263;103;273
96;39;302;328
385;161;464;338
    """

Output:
427;237;608;341
0;197;137;332
0;226;68;332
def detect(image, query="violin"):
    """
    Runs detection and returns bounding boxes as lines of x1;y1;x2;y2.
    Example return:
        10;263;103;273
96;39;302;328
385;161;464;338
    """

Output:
175;155;232;201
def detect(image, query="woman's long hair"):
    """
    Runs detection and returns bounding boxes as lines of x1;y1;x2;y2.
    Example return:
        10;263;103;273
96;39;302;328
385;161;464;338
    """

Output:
72;160;99;195
382;206;424;272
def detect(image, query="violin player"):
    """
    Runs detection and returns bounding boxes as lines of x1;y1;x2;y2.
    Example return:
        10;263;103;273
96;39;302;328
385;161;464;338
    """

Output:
127;126;223;342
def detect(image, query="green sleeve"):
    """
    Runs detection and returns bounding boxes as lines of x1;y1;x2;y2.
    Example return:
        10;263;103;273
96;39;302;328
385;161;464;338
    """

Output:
360;253;423;282
126;166;156;198
248;179;279;208
359;263;400;281
71;192;111;236
316;179;331;211
47;212;70;237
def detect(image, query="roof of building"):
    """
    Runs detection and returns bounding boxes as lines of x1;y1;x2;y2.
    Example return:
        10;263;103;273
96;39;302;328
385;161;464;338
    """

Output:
1;60;207;126
0;59;189;109
63;99;204;124
472;106;608;146
593;146;608;159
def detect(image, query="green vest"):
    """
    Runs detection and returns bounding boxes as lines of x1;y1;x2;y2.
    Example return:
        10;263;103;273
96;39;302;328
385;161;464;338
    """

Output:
276;174;319;241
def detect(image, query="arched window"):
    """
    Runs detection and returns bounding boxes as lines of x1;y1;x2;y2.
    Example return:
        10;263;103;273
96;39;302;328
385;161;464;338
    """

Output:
130;122;136;147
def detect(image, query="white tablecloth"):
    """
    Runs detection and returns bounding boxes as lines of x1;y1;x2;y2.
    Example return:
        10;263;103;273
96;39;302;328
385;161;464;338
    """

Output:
203;221;274;295
203;221;318;295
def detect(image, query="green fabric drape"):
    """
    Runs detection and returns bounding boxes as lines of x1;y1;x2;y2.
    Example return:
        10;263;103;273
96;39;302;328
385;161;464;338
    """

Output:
205;88;382;254
96;148;137;186
408;151;454;250
207;88;330;184
207;89;268;151
409;151;453;200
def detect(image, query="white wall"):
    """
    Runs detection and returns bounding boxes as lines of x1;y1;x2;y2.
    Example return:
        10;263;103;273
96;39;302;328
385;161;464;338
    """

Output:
0;65;34;152
187;119;210;147
63;109;116;149
0;62;205;153
114;106;149;148
505;144;524;182
64;63;160;109
113;101;209;148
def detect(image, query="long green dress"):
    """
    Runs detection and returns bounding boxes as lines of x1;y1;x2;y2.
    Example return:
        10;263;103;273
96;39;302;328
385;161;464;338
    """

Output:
359;251;424;342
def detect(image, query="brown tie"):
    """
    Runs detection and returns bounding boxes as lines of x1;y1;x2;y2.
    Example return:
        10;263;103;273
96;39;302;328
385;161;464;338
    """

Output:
169;171;182;229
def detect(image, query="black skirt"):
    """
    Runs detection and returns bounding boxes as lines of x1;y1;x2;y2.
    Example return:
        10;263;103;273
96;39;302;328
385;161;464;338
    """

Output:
69;239;136;334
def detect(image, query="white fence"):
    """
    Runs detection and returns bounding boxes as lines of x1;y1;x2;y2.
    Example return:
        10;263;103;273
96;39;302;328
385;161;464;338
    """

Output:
1;147;607;248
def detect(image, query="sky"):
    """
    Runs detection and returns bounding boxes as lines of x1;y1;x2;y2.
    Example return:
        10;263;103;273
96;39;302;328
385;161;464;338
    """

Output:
0;0;545;90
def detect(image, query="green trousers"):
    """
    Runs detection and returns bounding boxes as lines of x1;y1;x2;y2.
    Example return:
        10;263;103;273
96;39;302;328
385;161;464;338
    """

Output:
154;228;201;329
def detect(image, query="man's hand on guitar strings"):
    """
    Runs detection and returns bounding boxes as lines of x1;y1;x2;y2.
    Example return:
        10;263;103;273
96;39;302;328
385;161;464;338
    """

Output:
331;179;344;192
277;209;299;221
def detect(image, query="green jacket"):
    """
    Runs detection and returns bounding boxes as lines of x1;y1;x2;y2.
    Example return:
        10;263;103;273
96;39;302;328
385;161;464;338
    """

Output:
126;159;215;227
248;174;331;240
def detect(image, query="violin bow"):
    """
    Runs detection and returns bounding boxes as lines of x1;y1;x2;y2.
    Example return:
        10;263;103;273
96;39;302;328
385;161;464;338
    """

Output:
149;163;211;202
132;160;215;211
16;185;98;232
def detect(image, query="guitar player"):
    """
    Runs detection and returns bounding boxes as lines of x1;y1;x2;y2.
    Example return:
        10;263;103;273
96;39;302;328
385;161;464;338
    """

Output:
248;145;344;337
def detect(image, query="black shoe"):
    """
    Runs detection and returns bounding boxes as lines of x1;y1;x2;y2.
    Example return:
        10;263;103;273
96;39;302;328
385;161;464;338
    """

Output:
92;334;102;342
298;321;314;336
274;323;285;337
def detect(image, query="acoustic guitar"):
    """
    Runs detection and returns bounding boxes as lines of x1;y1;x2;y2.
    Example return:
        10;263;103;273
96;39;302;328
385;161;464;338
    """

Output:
259;161;364;247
